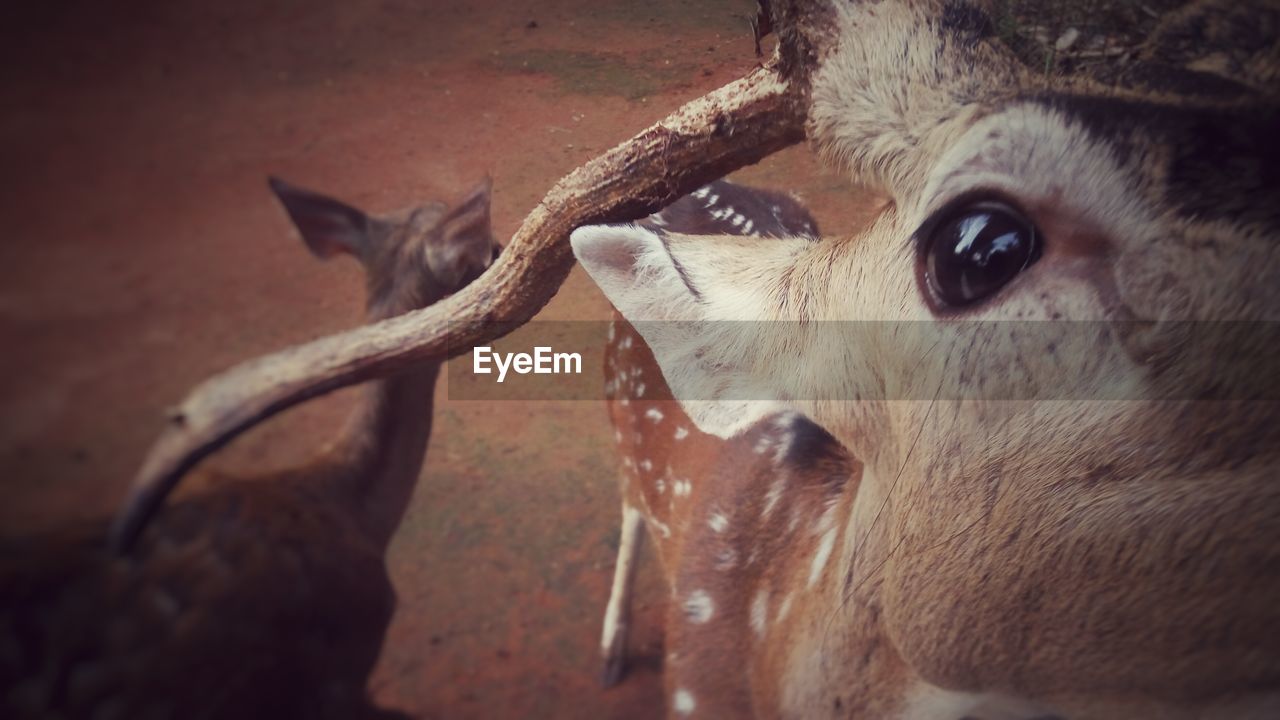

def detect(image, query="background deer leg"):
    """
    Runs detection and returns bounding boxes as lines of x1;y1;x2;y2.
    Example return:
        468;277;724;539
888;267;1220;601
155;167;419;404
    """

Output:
601;503;646;687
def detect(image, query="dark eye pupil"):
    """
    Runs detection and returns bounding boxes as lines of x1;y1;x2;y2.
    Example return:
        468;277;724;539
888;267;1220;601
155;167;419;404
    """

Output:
925;204;1038;307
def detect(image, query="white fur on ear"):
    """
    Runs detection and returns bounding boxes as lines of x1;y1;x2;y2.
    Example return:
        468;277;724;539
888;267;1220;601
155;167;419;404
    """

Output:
571;223;785;439
572;224;666;307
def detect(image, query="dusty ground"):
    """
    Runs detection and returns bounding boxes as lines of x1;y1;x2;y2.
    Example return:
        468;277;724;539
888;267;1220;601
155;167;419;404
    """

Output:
0;0;873;717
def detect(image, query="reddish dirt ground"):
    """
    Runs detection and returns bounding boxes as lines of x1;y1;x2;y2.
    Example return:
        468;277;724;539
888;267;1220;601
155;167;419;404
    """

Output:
0;1;875;716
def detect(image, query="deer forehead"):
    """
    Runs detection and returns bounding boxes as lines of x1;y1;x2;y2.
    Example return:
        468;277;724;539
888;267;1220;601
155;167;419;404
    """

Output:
919;102;1155;249
383;202;446;233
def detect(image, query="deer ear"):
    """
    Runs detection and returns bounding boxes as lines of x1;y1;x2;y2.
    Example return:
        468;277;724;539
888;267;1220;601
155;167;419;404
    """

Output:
268;177;373;259
426;176;496;289
571;223;786;438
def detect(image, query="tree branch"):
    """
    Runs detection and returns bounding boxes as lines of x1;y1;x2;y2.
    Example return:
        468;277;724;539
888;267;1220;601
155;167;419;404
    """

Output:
110;56;810;551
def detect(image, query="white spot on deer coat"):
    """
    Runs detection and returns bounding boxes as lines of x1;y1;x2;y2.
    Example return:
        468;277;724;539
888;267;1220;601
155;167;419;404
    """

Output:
750;589;769;638
742;219;755;234
809;525;838;588
674;426;689;440
777;593;793;623
692;186;710;199
772;439;791;465
684;590;714;624
708;512;729;533
607;322;616;342
761;474;787;517
714;547;737;570
770;413;800;464
640;459;653;472
673;480;692;497
619;335;633;350
730;213;744;226
653;517;672;538
655;478;666;494
636;382;646;397
674;689;697;715
645;407;664;422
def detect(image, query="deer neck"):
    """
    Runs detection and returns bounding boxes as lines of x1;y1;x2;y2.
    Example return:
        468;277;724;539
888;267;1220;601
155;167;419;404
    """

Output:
334;364;439;547
330;287;443;549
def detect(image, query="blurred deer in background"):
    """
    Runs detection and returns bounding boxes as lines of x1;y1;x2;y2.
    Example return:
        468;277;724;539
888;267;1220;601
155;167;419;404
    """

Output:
598;178;823;687
576;0;1280;717
1;177;497;719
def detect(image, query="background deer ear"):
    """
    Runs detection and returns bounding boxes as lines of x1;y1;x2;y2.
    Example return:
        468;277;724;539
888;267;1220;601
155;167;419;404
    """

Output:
426;176;496;289
571;224;786;438
268;176;372;260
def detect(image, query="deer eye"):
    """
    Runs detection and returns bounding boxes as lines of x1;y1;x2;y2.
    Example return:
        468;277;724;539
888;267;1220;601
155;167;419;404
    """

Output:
922;201;1040;308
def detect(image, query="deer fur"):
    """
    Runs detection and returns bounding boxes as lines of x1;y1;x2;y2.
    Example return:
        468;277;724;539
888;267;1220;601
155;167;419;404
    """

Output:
1;178;498;719
598;179;824;687
574;1;1280;717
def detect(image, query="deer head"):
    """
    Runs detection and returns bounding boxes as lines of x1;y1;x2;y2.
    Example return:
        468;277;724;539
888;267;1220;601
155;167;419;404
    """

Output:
573;0;1280;714
268;176;499;321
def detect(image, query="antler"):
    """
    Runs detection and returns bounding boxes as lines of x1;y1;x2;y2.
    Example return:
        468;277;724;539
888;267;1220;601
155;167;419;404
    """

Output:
110;0;838;552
